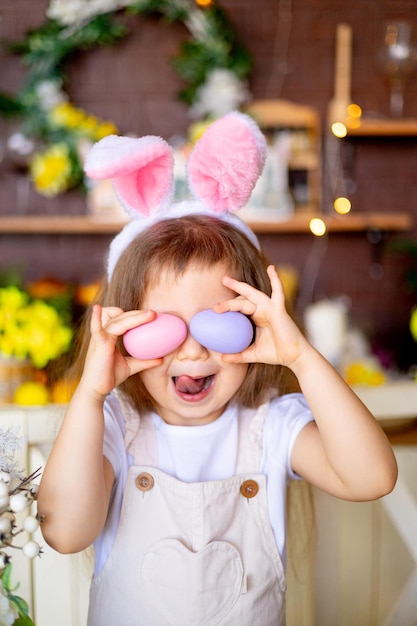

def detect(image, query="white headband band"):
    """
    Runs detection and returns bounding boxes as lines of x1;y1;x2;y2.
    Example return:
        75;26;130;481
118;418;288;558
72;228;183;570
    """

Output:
84;112;267;280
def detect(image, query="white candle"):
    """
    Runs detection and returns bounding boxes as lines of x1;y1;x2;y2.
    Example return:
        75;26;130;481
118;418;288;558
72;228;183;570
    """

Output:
304;299;348;367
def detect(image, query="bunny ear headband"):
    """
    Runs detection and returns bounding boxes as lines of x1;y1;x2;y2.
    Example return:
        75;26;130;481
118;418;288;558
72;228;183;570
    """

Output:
84;111;267;280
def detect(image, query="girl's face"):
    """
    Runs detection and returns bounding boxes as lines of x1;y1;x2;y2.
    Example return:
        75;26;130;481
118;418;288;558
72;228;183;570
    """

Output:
140;263;248;426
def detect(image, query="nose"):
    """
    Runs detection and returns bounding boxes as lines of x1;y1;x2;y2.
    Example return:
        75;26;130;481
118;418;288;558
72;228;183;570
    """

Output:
176;329;210;361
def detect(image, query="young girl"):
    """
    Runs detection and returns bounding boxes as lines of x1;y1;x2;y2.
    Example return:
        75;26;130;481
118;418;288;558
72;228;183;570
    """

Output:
38;113;397;626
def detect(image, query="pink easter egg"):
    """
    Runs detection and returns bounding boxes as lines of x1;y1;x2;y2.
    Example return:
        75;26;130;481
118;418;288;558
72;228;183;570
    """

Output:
123;313;187;360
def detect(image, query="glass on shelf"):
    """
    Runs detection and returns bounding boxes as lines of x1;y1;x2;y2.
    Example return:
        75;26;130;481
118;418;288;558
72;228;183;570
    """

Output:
377;20;417;118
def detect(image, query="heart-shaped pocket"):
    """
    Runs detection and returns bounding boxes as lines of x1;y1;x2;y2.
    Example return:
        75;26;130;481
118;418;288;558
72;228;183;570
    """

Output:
141;538;245;625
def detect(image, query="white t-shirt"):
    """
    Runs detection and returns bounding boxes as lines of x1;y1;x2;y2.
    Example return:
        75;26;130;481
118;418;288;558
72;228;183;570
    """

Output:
94;392;313;575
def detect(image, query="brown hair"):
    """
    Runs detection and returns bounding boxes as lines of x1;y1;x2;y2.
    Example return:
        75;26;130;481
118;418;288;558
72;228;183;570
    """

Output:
71;214;299;411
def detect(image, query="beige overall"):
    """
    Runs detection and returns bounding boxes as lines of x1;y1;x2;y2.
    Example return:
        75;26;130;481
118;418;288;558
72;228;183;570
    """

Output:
87;400;286;626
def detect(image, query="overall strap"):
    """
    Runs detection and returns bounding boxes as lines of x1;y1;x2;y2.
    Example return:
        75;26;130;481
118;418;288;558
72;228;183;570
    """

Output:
235;398;271;474
116;390;158;465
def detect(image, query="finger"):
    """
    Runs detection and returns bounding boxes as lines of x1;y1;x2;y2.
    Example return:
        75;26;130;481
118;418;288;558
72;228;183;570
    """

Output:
222;275;260;299
103;309;156;336
267;265;286;301
90;304;103;335
221;342;260;363
100;306;125;325
127;356;163;376
221;352;246;364
212;298;257;316
222;276;271;312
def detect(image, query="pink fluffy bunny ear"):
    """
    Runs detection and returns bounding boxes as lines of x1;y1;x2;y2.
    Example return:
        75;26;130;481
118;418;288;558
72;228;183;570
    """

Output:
187;111;267;213
84;134;174;217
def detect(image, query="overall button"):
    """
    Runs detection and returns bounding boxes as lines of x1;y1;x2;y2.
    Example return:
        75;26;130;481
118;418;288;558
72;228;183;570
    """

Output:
240;479;259;499
136;472;154;492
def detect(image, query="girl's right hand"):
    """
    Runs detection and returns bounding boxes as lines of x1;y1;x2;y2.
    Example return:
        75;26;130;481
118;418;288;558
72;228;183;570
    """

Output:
79;304;162;401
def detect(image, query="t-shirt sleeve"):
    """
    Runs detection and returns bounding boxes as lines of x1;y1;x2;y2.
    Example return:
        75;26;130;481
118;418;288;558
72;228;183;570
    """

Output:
262;393;314;481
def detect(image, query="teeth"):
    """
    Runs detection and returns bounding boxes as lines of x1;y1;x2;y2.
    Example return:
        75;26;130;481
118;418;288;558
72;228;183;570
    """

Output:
203;375;214;390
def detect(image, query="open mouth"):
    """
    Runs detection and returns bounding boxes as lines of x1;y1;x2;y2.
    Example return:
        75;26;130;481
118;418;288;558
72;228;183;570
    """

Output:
172;374;215;401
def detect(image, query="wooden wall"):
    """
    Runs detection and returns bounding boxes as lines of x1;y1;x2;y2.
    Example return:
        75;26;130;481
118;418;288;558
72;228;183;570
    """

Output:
1;0;417;368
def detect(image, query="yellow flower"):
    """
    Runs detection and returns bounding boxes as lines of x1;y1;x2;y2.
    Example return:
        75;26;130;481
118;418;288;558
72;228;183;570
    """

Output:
29;143;73;197
79;114;118;140
49;101;85;129
188;119;215;145
0;286;73;369
79;114;99;137
344;360;386;386
14;381;49;406
49;102;118;140
34;102;118;196
95;121;118;140
19;301;72;368
0;286;28;312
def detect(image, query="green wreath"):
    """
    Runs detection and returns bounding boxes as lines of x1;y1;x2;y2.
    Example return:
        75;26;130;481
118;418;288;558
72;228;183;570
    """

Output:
0;0;251;197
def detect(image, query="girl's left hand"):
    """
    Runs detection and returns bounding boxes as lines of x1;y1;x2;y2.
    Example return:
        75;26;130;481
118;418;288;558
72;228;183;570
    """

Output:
215;265;309;368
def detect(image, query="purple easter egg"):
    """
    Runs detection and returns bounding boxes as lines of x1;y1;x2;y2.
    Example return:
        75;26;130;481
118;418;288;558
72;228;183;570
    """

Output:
190;310;253;354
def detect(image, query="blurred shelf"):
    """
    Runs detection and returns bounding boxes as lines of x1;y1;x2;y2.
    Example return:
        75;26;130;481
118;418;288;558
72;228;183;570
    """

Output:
0;212;412;235
0;216;128;234
345;118;417;137
241;212;412;233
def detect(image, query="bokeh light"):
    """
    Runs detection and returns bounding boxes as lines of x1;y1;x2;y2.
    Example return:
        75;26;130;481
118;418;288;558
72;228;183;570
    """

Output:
331;122;347;138
334;196;352;214
309;218;327;236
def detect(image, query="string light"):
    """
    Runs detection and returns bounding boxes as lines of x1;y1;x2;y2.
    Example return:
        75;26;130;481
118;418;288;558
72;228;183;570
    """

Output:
334;196;352;214
309;217;327;236
346;103;362;129
331;122;347;138
347;103;362;118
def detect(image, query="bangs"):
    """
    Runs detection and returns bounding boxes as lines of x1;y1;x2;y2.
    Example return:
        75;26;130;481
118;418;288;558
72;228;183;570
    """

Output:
144;217;248;289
